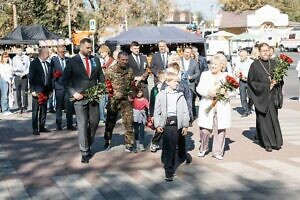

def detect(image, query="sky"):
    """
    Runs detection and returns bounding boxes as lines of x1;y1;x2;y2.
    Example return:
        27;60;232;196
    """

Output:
174;0;221;19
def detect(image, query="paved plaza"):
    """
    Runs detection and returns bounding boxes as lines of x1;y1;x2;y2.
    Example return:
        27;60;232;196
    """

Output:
0;97;300;200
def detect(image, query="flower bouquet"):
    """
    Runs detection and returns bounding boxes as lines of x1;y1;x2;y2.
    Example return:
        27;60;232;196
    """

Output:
70;83;106;102
273;54;293;82
205;75;239;113
37;92;48;105
53;70;62;79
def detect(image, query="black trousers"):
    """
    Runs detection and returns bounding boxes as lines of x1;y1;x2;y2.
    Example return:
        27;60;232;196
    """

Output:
191;89;197;117
161;124;186;177
32;97;47;132
55;89;74;127
15;76;28;109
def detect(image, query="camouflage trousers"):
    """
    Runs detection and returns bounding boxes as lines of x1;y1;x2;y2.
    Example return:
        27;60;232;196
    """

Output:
104;98;134;147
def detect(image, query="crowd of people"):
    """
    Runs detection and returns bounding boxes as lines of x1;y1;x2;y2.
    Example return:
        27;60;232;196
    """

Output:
0;38;284;181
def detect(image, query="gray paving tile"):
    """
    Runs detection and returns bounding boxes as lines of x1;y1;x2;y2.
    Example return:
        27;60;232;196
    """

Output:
0;181;11;200
100;171;158;199
5;179;30;200
100;171;141;200
254;160;300;181
53;176;86;200
67;174;106;200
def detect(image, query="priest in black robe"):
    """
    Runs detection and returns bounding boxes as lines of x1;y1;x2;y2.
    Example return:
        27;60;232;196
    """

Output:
247;43;283;152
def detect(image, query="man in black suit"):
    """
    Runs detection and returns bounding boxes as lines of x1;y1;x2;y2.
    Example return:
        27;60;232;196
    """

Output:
180;47;200;118
128;41;149;99
29;47;52;135
51;45;76;131
63;38;104;164
150;40;170;82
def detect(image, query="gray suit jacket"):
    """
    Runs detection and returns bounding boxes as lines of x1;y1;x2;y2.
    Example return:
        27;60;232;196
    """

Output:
181;58;200;92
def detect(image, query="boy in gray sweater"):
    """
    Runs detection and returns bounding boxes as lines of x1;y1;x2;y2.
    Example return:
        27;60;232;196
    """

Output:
154;72;190;181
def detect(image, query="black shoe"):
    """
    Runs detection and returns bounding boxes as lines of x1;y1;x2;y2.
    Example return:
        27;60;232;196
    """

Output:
125;146;136;153
67;126;77;131
265;147;272;152
20;109;23;114
104;141;111;151
81;155;89;164
185;154;192;165
32;131;40;135
165;175;174;182
49;109;55;113
241;113;249;118
87;151;94;159
56;125;62;131
39;127;51;132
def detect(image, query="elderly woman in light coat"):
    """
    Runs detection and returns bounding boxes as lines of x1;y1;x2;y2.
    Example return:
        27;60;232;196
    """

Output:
196;53;231;160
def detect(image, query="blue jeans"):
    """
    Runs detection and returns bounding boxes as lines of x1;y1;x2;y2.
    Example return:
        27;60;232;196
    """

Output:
0;78;9;112
134;122;145;144
99;95;108;121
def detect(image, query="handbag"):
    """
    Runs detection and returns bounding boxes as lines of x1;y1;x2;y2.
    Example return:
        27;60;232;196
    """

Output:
273;82;283;109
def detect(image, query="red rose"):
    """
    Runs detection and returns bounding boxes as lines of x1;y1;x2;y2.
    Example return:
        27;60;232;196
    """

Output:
105;79;113;97
37;92;48;105
53;70;62;79
280;54;287;60
286;57;293;64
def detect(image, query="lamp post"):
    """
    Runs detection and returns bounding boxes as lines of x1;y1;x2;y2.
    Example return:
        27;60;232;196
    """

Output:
210;4;214;35
67;0;73;54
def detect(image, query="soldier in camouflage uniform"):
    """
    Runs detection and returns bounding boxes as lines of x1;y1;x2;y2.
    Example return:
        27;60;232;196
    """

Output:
104;51;136;152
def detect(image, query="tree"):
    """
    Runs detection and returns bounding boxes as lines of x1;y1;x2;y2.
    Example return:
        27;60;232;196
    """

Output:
219;0;300;22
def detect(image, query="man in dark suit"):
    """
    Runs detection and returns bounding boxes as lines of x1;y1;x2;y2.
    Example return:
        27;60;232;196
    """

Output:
51;45;76;131
150;40;170;82
29;47;52;135
180;47;200;118
63;38;104;164
128;41;149;99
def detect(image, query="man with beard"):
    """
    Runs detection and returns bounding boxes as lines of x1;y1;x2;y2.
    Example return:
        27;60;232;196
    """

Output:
104;52;135;153
63;38;104;163
247;43;283;152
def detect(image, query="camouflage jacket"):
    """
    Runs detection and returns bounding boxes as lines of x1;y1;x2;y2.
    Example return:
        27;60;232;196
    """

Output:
106;63;134;100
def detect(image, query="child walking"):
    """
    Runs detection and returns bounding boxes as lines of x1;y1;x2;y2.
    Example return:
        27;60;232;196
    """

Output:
154;72;190;181
133;89;149;152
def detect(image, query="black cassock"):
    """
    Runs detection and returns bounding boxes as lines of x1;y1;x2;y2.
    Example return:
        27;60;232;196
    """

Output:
247;59;283;149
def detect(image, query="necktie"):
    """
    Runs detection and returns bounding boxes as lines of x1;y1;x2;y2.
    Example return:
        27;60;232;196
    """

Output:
61;58;65;70
42;61;48;86
85;57;90;77
135;55;140;68
161;53;165;68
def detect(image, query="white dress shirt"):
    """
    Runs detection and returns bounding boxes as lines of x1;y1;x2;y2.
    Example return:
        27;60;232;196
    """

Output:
12;54;30;77
182;58;190;72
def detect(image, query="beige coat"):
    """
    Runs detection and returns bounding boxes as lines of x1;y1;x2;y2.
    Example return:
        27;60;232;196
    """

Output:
196;71;231;130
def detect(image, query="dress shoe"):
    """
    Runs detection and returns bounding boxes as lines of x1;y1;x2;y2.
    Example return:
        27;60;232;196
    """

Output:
87;151;94;159
32;131;40;135
48;109;55;113
39;127;51;132
104;141;111;151
265;147;272;152
164;174;174;182
81;155;89;164
67;126;77;131
56;125;62;131
241;112;249;118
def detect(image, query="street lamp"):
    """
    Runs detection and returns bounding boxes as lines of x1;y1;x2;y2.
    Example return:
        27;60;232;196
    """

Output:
67;0;73;54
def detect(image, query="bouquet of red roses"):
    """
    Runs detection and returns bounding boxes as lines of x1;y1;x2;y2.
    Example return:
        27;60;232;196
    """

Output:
273;54;293;82
205;75;239;113
37;92;48;105
70;83;106;102
53;70;62;79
